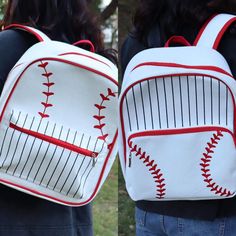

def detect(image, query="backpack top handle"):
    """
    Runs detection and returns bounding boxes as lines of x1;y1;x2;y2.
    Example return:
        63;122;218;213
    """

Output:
4;24;51;42
73;39;95;53
165;36;191;47
194;13;236;50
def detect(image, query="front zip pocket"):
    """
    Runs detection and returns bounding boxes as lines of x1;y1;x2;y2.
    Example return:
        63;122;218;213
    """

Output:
0;110;107;199
126;127;236;201
9;122;99;158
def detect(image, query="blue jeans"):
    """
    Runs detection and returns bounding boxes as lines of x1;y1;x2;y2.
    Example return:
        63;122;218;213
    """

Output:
135;207;236;236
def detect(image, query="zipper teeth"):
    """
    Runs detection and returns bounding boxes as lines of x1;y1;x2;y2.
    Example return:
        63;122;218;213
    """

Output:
9;122;98;158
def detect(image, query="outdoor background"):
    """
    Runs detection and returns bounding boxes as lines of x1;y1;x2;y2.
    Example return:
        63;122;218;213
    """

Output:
0;0;118;235
0;0;138;235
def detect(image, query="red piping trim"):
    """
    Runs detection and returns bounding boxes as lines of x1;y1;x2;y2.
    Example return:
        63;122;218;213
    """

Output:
120;73;236;166
10;123;98;158
73;40;95;53
165;36;191;47
59;52;111;68
4;24;45;42
193;14;218;46
0;131;117;206
0;57;118;206
213;17;236;50
0;57;118;123
128;127;236;146
132;62;233;78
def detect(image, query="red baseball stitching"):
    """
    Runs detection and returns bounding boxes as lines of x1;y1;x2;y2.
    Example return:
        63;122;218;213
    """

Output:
38;61;55;119
201;130;233;197
93;88;117;147
128;140;166;199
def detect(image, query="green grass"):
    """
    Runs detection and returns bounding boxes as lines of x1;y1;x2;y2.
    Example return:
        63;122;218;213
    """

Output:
118;162;135;236
93;158;118;236
93;158;136;236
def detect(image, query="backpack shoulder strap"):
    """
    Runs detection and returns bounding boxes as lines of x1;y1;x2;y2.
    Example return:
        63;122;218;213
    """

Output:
194;13;236;50
4;24;51;42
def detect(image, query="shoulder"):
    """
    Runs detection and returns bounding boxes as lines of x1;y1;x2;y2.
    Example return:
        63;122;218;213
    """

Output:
120;34;146;75
121;24;162;75
0;29;37;92
0;29;36;50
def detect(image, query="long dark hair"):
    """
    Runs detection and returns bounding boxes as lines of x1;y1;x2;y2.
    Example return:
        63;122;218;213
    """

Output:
133;0;236;45
1;0;117;63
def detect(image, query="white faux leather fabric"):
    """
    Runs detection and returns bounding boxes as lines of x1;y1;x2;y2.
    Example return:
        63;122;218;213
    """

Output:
119;14;236;201
0;26;118;206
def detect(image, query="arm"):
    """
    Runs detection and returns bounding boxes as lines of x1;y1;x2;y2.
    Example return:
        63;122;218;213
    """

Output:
0;29;36;93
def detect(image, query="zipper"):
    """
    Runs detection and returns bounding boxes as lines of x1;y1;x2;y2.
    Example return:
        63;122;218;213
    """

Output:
9;122;98;158
127;126;235;145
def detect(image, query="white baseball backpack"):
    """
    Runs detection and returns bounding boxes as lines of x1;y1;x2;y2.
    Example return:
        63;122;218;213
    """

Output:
0;24;118;206
119;14;236;201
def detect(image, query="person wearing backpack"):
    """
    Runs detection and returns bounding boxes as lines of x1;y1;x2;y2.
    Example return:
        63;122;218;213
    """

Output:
0;0;117;236
120;0;236;235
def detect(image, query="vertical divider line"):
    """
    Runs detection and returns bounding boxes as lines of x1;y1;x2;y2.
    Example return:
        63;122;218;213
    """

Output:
60;133;84;193
195;76;199;125
26;121;50;180
147;80;154;129
226;86;228;126
0;111;14;158
132;87;139;130
52;131;78;190
12;116;36;175
1;111;22;168
163;78;169;128
187;76;191;126
179;76;184;127
218;80;221;125
45;128;70;188
80;138;100;198
33;123;57;182
211;78;213;124
155;78;162;129
37;125;63;183
171;76;176;128
6;113;29;173
139;82;147;129
202;76;206;125
125;96;132;132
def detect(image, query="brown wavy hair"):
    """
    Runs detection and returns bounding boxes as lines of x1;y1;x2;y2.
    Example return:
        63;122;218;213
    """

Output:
133;0;236;45
1;0;117;63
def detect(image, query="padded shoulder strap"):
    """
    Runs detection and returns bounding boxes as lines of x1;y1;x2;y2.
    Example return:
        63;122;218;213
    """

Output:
4;24;51;42
194;14;236;49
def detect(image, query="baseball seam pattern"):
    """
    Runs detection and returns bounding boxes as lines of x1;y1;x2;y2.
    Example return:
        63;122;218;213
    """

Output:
128;140;166;199
201;130;233;197
93;88;116;146
38;61;55;119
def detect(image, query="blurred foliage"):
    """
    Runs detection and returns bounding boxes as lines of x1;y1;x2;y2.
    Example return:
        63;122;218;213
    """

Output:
0;0;117;48
93;159;118;236
118;0;136;50
0;0;6;19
